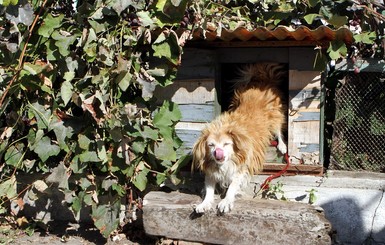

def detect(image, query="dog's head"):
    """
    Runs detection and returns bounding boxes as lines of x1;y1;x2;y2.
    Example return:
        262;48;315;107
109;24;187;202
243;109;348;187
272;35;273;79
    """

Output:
192;130;234;171
192;115;252;172
206;132;235;163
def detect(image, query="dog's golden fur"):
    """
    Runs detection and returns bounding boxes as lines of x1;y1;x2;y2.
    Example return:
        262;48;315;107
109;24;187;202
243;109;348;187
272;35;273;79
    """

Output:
193;63;286;175
192;62;287;213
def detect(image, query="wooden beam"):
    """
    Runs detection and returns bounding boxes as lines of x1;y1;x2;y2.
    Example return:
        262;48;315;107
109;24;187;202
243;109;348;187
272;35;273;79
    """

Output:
262;163;324;176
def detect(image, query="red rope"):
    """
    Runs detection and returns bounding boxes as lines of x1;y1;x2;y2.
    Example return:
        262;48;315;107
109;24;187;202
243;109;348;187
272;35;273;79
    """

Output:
260;153;290;190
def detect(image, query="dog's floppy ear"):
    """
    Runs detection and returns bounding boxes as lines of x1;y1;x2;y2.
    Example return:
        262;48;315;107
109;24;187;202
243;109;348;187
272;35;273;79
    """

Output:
192;132;209;172
228;128;249;164
228;128;265;174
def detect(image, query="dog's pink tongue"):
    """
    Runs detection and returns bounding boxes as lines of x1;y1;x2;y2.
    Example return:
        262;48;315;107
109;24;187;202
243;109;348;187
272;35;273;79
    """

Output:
214;148;224;161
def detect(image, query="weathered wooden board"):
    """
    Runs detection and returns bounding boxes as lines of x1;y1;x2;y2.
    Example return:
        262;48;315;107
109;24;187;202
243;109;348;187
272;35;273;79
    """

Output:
265;148;284;163
178;103;216;123
154;79;217;156
288;70;321;165
176;48;217;80
217;47;290;64
262;163;323;176
143;191;332;245
175;122;206;155
154;79;217;123
289;70;321;90
290;88;321;110
288;48;318;71
154;79;216;104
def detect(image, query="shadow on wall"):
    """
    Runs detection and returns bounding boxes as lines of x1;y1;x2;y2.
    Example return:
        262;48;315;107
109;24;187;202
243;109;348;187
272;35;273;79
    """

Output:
320;191;385;244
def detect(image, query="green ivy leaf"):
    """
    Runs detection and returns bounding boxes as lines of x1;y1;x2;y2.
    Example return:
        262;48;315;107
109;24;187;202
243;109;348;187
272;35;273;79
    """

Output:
83;192;94;206
155;0;188;25
78;134;92;150
102;178;117;191
2;0;17;6
152;31;181;65
112;183;125;196
69;156;88;174
170;153;191;173
45;40;61;61
33;136;60;162
71;194;83;216
153;138;177;161
4;143;24;167
5;3;34;26
46;163;70;190
61;79;74;106
84;29;98;61
38;14;64;38
304;14;320;25
88;20;107;34
327;40;347;60
51;117;80;151
79;151;101;163
308;0;320;7
0;175;17;200
108;0;131;15
133;165;150;192
28;129;43;149
137;11;156;28
97;139;108;163
51;30;80;57
28;101;51;130
354;32;376;44
23;63;45;75
327;15;348;28
131;140;146;154
116;71;132;92
156;173;167;185
139;125;159;140
92;201;121;238
153;100;181;139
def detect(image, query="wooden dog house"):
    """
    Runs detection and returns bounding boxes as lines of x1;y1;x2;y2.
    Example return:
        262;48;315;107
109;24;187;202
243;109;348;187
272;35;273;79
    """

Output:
154;26;353;175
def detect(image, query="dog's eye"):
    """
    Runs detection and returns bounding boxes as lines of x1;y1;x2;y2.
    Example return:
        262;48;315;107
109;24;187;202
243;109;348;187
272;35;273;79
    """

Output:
208;143;214;147
223;142;232;146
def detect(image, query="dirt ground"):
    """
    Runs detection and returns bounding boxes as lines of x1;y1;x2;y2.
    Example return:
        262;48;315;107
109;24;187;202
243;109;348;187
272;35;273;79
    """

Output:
0;218;204;245
0;219;158;245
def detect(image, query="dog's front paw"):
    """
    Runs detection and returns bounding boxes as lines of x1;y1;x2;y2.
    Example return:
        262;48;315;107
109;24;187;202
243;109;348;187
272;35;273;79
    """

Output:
194;202;212;213
217;199;234;213
277;141;287;155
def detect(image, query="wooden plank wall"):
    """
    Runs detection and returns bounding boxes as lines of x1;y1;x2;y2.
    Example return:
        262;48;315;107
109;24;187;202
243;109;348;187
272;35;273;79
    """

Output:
154;79;217;155
153;48;218;155
288;70;321;165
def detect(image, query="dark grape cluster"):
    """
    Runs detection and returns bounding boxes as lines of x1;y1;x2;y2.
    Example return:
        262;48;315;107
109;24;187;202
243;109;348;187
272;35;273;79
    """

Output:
122;12;140;27
121;6;140;27
50;0;76;17
180;10;194;28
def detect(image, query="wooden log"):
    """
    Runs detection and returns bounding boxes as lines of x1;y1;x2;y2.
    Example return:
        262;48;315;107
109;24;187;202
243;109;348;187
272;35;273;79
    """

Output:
143;191;332;245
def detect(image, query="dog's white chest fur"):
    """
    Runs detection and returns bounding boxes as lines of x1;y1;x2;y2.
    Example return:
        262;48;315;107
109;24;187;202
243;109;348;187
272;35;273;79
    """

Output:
210;160;247;188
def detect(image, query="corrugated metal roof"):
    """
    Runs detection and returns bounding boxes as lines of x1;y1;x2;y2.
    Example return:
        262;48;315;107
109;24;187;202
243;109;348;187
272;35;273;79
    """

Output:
188;25;353;47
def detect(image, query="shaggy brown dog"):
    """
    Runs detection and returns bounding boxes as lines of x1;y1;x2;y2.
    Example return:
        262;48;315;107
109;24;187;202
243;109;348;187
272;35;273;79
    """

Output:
192;63;287;213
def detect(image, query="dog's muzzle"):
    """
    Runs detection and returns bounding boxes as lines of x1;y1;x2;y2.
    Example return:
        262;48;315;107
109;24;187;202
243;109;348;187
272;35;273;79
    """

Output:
214;148;225;162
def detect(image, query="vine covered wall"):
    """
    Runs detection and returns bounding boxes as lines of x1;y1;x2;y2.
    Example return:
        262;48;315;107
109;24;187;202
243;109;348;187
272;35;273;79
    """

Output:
0;0;384;238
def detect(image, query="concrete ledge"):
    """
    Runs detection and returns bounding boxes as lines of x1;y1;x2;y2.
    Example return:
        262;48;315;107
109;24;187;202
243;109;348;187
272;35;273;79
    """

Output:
143;191;332;244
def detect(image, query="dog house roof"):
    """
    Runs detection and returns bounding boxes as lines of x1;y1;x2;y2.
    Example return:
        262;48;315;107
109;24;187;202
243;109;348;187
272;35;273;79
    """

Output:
182;25;353;47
